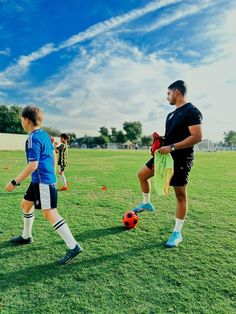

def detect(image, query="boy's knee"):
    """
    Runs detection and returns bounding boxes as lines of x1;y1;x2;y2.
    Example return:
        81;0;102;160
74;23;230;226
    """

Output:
42;209;53;220
21;202;26;211
42;210;48;219
42;208;58;221
21;200;33;212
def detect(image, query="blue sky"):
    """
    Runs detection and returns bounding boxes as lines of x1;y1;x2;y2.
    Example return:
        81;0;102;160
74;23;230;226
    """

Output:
0;0;235;141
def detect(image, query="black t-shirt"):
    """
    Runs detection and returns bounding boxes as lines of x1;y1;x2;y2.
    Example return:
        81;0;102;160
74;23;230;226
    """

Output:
164;102;202;159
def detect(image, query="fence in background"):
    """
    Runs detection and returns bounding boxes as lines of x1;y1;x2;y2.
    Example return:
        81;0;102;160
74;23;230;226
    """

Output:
1;133;235;151
0;133;28;150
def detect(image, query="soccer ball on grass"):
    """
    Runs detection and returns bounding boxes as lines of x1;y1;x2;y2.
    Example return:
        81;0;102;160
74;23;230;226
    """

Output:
122;211;139;229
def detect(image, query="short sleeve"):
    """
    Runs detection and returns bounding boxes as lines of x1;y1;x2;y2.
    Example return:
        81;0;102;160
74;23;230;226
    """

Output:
186;107;202;127
27;136;41;161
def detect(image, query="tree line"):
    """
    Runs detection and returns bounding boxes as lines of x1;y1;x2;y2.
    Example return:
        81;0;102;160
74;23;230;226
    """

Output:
1;104;236;147
0;104;151;147
78;122;153;148
0;104;73;142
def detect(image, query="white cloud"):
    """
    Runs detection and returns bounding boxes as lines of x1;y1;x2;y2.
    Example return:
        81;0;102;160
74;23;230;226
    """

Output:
0;1;235;142
0;0;180;86
0;47;11;56
139;0;214;33
13;40;187;137
26;13;236;142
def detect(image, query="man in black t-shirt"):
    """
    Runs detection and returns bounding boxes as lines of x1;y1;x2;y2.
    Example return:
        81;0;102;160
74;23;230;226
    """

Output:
133;80;202;248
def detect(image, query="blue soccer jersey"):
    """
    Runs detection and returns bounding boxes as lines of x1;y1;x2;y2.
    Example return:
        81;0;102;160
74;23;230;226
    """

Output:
25;129;57;184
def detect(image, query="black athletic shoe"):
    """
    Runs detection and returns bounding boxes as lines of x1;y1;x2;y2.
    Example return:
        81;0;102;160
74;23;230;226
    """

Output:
58;244;83;265
10;235;33;245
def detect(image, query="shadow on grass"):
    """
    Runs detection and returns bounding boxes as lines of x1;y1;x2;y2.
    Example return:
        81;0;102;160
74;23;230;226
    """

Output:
0;240;12;249
75;225;126;240
0;241;161;293
53;225;128;246
0;242;46;258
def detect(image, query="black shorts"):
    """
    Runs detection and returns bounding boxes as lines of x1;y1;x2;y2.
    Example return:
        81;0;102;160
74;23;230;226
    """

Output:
24;182;58;209
146;157;155;172
146;156;193;186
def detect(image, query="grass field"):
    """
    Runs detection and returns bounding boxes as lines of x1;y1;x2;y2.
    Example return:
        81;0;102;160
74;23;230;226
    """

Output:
0;149;235;314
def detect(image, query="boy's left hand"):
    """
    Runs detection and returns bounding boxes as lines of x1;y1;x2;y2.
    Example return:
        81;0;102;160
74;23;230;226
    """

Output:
5;182;16;192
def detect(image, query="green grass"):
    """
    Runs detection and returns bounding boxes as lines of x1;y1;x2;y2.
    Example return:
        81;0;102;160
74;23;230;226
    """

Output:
0;150;235;313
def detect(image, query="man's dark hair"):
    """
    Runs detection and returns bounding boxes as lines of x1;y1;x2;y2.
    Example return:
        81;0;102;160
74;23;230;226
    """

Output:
168;80;187;96
60;133;69;141
21;106;43;126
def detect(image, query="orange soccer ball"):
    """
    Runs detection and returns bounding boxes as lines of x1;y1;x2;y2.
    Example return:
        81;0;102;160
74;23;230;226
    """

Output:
122;211;139;229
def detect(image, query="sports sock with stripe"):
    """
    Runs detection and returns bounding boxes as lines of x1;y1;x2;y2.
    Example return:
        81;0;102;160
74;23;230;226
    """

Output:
22;209;34;239
53;218;79;250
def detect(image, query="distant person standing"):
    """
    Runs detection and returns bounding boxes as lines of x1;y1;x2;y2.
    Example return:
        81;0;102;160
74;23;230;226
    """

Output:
55;133;69;191
5;106;82;265
133;80;203;248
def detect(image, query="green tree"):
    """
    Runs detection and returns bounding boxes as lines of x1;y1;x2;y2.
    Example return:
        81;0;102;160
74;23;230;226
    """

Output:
110;127;117;142
0;105;8;132
67;132;77;145
141;135;152;147
123;121;142;142
97;135;109;148
224;130;236;146
99;126;109;137
116;130;126;143
0;105;24;134
42;126;61;137
77;135;95;148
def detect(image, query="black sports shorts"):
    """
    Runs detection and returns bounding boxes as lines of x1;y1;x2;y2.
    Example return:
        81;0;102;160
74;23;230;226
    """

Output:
145;156;193;186
24;182;58;209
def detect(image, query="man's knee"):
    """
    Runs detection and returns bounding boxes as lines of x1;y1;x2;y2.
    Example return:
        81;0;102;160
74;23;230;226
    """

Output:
177;195;187;203
176;191;187;203
138;170;143;180
138;167;153;181
174;187;187;201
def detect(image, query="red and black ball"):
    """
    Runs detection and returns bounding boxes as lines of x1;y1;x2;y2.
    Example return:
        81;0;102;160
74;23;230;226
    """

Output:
122;211;139;229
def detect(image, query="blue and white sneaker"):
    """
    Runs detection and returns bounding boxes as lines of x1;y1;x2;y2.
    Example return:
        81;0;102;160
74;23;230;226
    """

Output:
165;231;183;248
133;202;156;214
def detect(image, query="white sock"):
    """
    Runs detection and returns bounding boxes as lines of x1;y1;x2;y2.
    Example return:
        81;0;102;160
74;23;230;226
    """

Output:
61;174;67;187
22;209;34;239
142;192;150;204
173;218;185;232
53;219;78;249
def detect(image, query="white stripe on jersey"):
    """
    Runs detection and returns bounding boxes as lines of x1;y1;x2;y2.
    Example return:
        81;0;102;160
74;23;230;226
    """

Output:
27;134;33;149
39;183;51;209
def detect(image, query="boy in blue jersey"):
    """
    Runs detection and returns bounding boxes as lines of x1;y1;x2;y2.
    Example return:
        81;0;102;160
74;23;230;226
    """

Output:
5;106;83;265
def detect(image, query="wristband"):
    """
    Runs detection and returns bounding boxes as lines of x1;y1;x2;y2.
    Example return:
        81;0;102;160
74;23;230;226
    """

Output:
170;144;175;151
11;179;20;186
